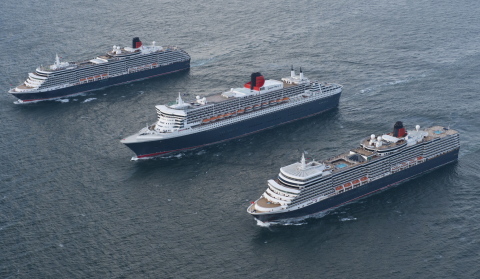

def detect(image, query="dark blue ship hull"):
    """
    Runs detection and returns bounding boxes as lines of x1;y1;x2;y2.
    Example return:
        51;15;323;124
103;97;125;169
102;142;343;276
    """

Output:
123;92;341;158
11;60;190;102
253;148;460;223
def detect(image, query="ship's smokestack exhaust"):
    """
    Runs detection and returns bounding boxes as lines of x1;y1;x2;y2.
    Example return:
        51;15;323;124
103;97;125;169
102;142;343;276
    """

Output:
250;72;261;90
393;121;407;137
245;72;264;90
132;37;142;48
244;72;265;90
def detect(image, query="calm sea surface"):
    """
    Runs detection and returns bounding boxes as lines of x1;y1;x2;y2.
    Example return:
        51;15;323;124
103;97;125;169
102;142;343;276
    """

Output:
1;0;480;278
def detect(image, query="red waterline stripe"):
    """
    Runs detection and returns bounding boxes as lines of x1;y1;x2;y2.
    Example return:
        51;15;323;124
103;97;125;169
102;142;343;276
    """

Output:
135;104;338;158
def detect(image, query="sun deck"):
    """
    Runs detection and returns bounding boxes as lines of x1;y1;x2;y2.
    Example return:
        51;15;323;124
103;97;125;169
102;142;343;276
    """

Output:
323;151;371;173
425;126;458;139
253;197;283;212
360;136;406;152
353;147;375;156
199;80;300;105
257;197;281;208
205;94;228;103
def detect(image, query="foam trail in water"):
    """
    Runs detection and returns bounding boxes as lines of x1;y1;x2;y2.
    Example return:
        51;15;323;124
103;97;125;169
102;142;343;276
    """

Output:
359;74;427;94
256;219;271;228
82;98;97;103
191;58;216;67
340;216;357;222
255;211;331;227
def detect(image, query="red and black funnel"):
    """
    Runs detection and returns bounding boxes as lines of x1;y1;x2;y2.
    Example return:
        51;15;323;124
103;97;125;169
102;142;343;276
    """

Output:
244;72;265;90
132;37;142;48
393;121;407;137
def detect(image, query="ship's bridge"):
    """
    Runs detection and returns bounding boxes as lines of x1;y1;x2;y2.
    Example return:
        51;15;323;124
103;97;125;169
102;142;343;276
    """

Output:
155;105;187;117
279;154;331;183
154;94;190;132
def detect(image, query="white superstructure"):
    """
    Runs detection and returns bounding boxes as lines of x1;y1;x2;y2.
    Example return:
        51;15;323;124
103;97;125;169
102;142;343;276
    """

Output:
248;123;460;215
9;38;190;94
123;69;342;143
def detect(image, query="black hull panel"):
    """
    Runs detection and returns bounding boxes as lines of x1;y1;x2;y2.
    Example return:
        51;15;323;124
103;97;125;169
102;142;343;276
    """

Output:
11;60;190;102
253;148;460;223
124;93;341;158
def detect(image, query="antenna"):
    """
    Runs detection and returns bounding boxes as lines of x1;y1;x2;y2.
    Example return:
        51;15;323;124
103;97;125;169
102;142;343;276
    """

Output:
177;92;184;105
300;153;306;169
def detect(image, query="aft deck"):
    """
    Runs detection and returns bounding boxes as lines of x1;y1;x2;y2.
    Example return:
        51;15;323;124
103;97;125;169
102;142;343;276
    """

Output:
424;126;458;140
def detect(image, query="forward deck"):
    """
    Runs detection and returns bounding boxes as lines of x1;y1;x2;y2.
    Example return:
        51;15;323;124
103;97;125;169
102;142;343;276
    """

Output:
253;197;283;212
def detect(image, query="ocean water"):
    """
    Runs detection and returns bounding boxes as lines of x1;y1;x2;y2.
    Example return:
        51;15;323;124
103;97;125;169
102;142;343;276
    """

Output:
1;0;480;278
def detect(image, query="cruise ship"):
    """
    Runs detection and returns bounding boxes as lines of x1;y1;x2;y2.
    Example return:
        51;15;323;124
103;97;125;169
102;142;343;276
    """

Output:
121;68;342;159
8;37;190;103
247;122;460;223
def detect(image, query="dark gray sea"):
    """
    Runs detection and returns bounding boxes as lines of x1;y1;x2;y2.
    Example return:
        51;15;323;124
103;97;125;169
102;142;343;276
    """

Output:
1;0;480;278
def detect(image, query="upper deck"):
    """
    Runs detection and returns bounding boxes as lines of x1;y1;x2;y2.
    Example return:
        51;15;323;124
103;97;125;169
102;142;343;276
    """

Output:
155;77;302;119
280;124;459;181
36;44;186;74
159;70;341;117
203;79;293;104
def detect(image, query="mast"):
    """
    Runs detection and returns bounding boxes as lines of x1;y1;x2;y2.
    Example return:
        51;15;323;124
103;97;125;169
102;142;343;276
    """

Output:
300;153;306;170
177;92;184;106
55;54;60;66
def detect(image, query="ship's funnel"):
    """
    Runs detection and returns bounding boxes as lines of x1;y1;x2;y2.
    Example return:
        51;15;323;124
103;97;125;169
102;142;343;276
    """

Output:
132;37;142;48
393;121;407;137
244;72;265;90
